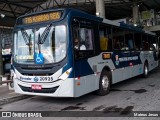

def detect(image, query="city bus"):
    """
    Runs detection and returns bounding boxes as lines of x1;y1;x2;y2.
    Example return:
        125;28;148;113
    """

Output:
12;8;159;97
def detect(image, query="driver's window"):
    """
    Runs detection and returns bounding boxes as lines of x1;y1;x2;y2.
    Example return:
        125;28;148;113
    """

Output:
73;26;79;50
72;18;95;60
73;26;93;51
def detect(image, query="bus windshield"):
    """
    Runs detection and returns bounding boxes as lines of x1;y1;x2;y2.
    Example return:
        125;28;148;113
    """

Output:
13;25;66;64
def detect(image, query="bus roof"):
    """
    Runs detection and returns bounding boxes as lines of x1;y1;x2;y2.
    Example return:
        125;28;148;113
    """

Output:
102;19;156;36
15;8;156;36
68;8;155;36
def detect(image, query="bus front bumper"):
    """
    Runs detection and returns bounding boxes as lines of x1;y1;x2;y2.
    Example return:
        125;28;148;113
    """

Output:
13;78;75;97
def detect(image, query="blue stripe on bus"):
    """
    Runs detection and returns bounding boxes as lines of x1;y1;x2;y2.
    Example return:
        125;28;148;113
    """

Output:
74;60;94;77
112;51;142;68
62;14;74;78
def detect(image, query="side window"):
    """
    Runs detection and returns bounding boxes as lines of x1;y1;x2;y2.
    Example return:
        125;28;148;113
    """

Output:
99;25;112;51
73;26;79;50
124;30;134;50
73;26;93;51
152;37;157;50
142;34;149;50
112;27;124;50
72;18;95;60
149;36;156;51
79;28;93;50
134;33;142;50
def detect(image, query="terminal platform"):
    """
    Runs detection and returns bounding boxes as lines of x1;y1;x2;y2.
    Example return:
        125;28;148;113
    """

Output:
0;77;30;106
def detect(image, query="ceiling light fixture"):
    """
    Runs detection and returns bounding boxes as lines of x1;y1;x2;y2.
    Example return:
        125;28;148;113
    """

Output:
0;13;5;18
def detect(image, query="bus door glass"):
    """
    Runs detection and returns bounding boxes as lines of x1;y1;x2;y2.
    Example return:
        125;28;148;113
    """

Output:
112;27;125;80
72;18;94;76
134;32;142;51
142;34;149;59
124;30;134;78
112;27;125;67
153;36;159;60
72;18;94;59
149;35;158;62
134;32;143;63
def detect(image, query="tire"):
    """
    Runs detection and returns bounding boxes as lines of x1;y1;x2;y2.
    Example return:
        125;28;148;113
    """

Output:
96;70;111;96
143;63;149;78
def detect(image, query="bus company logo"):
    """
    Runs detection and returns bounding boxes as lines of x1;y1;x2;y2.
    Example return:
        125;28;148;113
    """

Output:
20;76;32;81
34;77;39;82
115;55;119;65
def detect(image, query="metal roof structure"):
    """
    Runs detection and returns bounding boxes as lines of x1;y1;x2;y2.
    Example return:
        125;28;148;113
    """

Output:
0;0;160;27
0;0;49;17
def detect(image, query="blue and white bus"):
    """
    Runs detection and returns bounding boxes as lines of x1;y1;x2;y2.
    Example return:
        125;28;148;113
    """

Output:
12;8;158;97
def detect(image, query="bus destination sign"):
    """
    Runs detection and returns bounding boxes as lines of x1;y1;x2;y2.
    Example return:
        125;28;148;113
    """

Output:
23;11;61;24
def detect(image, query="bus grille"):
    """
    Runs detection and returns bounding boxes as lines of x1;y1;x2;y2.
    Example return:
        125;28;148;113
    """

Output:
18;84;59;93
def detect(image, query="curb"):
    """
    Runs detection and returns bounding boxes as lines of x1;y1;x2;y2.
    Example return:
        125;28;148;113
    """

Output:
0;94;31;106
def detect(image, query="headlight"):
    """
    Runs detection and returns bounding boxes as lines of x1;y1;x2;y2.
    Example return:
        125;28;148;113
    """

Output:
58;68;72;80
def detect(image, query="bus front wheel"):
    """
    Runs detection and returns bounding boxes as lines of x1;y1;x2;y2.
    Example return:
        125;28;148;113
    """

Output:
96;70;111;96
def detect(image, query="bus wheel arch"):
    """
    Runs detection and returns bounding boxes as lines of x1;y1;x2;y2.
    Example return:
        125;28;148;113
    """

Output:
96;66;112;96
143;60;149;78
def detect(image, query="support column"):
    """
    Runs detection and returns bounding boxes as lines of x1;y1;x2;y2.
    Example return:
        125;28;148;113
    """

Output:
133;1;139;25
96;0;105;18
0;31;3;84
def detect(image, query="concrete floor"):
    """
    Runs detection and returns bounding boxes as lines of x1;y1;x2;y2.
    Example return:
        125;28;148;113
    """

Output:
1;67;160;120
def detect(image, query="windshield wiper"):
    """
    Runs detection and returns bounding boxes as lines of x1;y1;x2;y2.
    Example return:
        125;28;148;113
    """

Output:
21;29;33;55
37;33;41;54
21;29;30;45
38;24;52;44
37;24;52;54
28;34;32;55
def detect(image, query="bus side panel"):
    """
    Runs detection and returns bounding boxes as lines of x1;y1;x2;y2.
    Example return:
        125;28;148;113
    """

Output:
56;78;75;97
148;51;158;71
74;59;98;97
111;51;143;83
112;69;124;84
74;74;97;97
140;51;158;72
74;53;115;97
123;51;143;80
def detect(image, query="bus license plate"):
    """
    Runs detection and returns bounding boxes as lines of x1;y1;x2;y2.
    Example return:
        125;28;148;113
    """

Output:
31;85;42;90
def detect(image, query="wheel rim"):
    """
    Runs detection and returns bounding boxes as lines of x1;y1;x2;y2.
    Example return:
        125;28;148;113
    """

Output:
144;65;148;76
102;75;109;90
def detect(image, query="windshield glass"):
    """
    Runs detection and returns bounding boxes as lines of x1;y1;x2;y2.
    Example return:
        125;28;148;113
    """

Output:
13;25;66;64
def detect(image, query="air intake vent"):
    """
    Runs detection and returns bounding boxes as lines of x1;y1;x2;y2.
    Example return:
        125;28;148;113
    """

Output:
18;84;59;93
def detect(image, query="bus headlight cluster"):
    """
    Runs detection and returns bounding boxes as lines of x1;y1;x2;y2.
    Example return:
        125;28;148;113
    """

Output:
58;68;72;80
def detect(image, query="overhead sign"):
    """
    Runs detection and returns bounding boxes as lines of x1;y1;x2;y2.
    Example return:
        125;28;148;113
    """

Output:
22;11;61;24
142;10;154;20
142;11;151;20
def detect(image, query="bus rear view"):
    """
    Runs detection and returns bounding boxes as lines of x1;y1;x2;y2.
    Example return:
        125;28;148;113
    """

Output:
13;9;74;97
